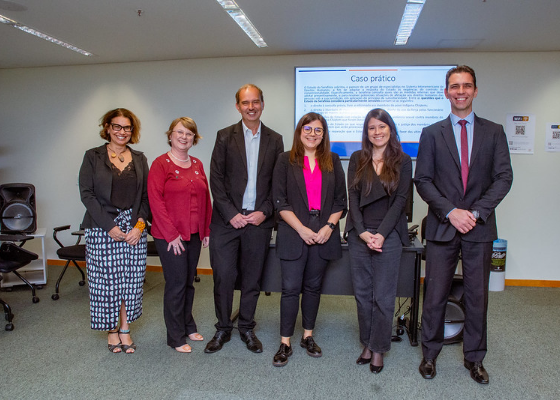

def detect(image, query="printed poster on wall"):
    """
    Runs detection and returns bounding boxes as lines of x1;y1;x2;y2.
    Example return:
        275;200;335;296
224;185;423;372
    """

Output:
505;113;535;154
545;123;560;152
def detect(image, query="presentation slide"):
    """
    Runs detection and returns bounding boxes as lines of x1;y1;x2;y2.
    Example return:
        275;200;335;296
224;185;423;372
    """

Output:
295;65;455;158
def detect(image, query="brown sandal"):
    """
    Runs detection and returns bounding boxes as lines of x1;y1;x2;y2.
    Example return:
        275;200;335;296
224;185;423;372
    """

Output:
118;329;137;353
108;330;122;353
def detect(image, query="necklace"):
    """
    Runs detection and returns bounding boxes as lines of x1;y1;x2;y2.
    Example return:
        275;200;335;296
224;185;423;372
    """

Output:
107;145;126;162
169;150;190;163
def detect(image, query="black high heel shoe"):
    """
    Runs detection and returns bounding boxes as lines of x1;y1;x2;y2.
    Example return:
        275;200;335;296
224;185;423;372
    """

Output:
370;352;384;373
356;356;372;365
369;363;383;374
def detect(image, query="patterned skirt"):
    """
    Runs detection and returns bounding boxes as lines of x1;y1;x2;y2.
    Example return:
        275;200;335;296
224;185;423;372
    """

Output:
85;209;147;331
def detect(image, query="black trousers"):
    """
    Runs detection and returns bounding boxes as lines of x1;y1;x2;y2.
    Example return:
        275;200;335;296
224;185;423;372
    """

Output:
347;229;402;353
421;233;492;362
209;224;272;334
155;236;202;348
279;215;328;338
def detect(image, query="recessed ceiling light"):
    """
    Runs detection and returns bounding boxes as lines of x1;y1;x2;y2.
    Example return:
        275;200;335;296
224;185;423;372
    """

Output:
0;13;94;56
216;0;267;48
394;0;426;46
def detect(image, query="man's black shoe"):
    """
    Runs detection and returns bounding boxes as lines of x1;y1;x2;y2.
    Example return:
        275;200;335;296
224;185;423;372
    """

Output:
240;330;263;353
204;331;231;354
419;358;436;379
464;359;489;384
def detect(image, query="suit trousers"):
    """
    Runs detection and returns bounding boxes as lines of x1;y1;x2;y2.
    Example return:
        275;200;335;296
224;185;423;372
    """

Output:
347;229;402;353
154;235;202;348
210;224;272;334
421;233;492;362
279;215;329;337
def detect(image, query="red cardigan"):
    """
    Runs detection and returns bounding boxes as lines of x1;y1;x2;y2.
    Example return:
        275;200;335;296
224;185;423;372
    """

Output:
148;153;211;243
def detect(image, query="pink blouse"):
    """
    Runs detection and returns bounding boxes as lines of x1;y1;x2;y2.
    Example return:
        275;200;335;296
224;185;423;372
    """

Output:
303;156;322;210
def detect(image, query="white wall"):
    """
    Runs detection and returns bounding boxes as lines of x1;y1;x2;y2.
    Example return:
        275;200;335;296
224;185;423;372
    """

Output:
1;51;559;281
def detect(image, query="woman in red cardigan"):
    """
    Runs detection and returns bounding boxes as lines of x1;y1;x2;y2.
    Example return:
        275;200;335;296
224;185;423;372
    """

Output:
148;117;211;353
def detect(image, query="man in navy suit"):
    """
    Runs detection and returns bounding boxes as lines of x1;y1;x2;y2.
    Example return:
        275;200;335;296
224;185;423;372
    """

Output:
205;84;284;354
415;66;513;384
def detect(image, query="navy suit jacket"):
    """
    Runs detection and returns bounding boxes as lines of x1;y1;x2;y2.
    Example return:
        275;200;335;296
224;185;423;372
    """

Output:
273;151;347;261
414;114;513;242
210;121;284;231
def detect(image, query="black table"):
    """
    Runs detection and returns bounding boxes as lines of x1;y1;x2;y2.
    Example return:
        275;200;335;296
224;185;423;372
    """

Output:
261;236;423;346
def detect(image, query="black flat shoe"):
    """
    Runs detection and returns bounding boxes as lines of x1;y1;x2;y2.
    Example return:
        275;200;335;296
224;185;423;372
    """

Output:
204;330;231;354
464;359;489;384
273;343;293;367
300;336;322;358
356;356;371;365
370;364;383;374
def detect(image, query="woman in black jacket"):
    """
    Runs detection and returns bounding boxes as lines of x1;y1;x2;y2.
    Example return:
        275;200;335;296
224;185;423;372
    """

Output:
346;109;412;373
272;112;347;367
79;108;150;354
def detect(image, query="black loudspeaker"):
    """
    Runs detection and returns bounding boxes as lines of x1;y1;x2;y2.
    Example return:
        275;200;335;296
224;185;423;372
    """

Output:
0;183;37;234
444;274;465;345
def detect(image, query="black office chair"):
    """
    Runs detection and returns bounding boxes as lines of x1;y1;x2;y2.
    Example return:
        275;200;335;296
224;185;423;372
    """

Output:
146;232;159;258
0;241;39;330
52;225;86;300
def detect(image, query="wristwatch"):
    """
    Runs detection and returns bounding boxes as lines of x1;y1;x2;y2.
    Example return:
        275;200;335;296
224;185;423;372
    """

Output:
326;222;336;230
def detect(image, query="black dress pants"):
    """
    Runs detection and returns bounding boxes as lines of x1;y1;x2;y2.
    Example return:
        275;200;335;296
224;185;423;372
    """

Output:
155;236;202;348
348;229;402;353
279;215;328;337
421;234;492;362
209;224;272;334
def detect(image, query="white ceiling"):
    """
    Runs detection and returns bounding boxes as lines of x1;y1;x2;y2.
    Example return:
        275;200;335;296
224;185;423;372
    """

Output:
1;0;559;69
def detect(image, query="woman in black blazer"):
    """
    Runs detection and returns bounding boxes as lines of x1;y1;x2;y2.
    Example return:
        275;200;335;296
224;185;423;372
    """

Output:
272;112;347;367
346;108;412;373
79;108;150;354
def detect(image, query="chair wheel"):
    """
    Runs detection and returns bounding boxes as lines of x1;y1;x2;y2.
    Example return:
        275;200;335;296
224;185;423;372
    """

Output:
194;276;200;282
79;280;85;286
36;285;44;290
5;323;14;331
32;296;40;303
51;294;60;300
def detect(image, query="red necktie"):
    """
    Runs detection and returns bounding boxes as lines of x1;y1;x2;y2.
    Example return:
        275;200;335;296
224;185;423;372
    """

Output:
459;119;469;194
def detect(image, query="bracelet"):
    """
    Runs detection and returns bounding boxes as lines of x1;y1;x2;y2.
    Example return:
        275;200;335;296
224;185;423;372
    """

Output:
326;222;336;230
134;220;146;232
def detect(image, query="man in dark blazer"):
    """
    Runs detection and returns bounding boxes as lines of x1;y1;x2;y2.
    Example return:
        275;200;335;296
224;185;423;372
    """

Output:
205;84;284;354
414;66;513;384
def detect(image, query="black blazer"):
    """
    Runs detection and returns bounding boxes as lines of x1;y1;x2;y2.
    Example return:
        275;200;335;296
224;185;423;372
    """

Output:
345;151;412;246
414;115;513;242
79;144;150;232
273;151;347;261
210;121;284;231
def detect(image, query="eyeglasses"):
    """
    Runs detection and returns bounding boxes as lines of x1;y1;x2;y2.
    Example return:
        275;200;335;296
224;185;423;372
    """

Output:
172;130;195;138
110;123;133;132
302;125;324;136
